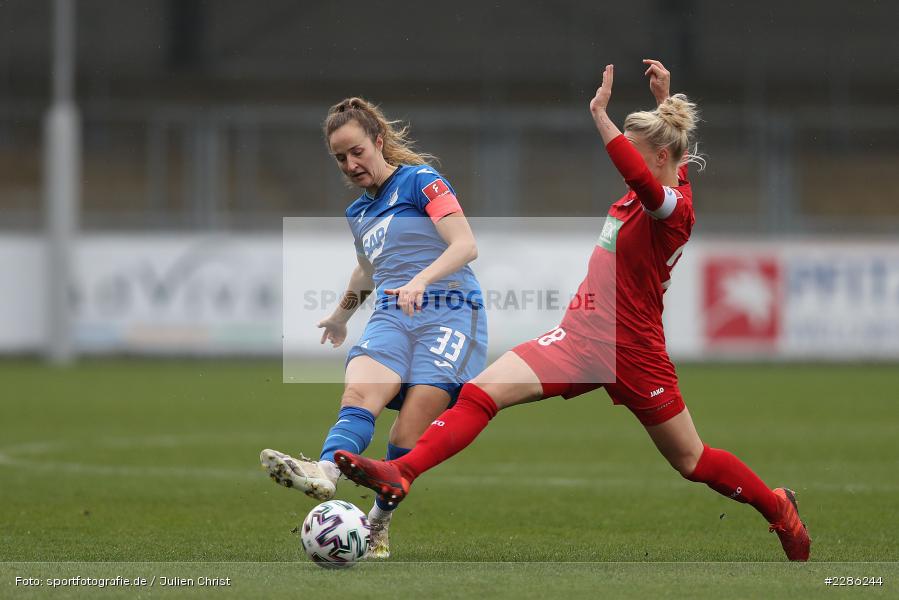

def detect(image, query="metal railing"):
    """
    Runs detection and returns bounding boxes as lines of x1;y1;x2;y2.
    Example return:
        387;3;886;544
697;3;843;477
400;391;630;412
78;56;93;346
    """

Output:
1;102;898;234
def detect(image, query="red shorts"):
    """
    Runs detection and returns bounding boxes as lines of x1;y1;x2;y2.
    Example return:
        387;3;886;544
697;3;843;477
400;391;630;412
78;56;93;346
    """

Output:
511;326;685;426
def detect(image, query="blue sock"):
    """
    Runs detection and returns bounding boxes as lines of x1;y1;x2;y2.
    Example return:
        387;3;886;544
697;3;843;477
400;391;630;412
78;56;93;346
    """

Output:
319;406;376;463
375;443;411;512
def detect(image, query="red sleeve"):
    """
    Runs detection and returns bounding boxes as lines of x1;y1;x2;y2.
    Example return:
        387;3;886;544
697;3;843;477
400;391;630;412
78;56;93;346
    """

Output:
605;134;664;212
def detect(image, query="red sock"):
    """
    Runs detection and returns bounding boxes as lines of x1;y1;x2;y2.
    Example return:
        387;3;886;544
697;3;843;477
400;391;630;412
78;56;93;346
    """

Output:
685;444;780;523
393;383;498;482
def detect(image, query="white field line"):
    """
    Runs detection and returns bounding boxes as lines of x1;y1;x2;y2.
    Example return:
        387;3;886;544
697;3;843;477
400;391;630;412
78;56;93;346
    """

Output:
0;435;896;493
1;452;895;493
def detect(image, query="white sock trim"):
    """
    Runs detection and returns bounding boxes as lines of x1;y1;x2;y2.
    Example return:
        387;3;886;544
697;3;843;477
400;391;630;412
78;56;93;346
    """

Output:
369;504;394;522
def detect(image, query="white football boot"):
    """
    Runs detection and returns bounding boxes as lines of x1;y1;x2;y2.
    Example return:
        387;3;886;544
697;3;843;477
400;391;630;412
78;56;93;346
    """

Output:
366;516;391;559
259;449;338;501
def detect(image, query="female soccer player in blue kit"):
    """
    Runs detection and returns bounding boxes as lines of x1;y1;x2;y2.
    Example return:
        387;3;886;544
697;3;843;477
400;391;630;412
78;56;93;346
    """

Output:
261;97;487;558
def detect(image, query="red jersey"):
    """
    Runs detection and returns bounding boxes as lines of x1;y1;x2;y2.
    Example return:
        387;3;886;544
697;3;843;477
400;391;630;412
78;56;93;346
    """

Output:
560;135;695;351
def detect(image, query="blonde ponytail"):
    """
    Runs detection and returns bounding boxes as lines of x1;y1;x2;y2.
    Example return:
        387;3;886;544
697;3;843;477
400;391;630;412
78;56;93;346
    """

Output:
624;93;706;170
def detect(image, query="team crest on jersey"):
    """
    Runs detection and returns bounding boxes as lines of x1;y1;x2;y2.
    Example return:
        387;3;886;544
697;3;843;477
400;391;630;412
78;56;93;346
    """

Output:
362;214;395;261
598;216;623;253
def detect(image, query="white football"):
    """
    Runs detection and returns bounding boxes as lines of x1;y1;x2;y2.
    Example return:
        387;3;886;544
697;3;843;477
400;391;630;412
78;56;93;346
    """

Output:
301;500;370;568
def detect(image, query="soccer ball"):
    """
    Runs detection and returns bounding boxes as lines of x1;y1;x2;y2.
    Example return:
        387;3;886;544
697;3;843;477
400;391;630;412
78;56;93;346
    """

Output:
300;500;370;569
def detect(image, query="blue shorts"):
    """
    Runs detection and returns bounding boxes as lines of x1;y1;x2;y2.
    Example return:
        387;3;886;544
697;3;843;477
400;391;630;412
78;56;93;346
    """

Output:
346;298;488;411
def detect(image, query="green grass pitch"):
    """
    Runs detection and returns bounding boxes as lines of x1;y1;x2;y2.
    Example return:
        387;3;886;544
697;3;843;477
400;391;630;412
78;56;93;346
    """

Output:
1;360;897;598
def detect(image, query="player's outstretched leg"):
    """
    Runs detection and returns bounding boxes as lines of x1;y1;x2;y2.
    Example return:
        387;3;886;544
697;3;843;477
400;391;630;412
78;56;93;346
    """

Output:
366;517;391;559
260;448;339;501
646;408;810;561
338;354;543;504
261;356;399;501
364;385;452;558
366;442;411;559
768;488;811;561
686;445;811;561
335;450;410;507
336;381;502;505
259;404;376;500
260;404;377;500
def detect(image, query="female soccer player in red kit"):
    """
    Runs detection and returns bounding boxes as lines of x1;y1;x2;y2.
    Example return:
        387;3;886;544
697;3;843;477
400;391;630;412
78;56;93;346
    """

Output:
335;60;811;561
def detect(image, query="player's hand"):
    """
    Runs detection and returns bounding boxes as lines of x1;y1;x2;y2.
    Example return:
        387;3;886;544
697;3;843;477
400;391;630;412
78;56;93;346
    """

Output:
643;59;670;105
589;64;614;118
317;315;348;347
385;277;427;317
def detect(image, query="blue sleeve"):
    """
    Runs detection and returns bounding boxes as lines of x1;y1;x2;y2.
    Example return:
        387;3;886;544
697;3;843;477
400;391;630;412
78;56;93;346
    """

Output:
410;165;458;214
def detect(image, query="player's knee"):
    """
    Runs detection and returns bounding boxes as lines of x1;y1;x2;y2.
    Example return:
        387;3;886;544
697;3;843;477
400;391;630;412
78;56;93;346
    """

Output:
339;385;367;409
467;383;497;408
465;380;509;410
672;451;702;478
388;428;418;449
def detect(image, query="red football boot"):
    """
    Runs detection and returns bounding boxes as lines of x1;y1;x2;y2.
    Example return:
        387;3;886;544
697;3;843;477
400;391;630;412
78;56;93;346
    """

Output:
769;488;811;561
334;450;411;508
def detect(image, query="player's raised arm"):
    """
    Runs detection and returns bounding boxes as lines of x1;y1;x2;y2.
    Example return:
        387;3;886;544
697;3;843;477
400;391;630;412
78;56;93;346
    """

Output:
590;64;666;213
589;64;622;145
643;59;671;106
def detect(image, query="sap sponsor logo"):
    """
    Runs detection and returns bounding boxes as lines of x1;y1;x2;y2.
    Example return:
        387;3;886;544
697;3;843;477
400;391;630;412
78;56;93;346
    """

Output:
703;257;780;345
649;387;665;398
362;214;395;261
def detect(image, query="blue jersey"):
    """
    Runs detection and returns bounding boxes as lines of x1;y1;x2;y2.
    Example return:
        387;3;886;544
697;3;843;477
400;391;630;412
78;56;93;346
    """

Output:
345;165;482;306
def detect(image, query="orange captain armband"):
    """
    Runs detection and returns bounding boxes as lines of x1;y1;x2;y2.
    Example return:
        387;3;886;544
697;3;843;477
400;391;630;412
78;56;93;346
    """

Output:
421;178;462;222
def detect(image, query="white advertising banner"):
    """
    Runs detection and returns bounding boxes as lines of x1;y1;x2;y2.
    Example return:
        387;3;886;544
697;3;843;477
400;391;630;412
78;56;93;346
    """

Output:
663;238;899;359
72;235;282;354
0;236;46;349
1;234;897;360
0;235;282;354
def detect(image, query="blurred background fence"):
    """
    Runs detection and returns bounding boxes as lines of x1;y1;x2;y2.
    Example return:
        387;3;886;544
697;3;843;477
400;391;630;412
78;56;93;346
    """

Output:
4;102;899;232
